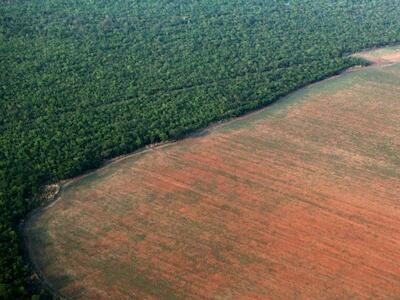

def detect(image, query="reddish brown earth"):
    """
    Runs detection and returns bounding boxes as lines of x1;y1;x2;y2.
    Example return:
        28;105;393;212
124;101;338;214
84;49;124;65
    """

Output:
356;46;400;66
26;48;400;299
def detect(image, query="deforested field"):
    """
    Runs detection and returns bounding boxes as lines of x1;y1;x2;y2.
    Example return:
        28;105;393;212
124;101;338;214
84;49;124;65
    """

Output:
5;1;400;297
26;48;400;299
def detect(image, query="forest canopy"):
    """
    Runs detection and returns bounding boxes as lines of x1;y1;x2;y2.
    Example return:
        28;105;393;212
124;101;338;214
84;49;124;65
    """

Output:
1;0;400;298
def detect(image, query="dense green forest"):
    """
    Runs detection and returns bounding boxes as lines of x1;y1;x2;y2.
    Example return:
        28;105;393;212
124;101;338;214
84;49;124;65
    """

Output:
1;0;400;298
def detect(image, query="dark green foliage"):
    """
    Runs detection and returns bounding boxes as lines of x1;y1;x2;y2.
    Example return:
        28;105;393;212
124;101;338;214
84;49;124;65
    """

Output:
1;0;400;298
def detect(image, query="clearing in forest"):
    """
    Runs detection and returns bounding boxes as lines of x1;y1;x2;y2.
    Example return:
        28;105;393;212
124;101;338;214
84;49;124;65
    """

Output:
26;47;400;299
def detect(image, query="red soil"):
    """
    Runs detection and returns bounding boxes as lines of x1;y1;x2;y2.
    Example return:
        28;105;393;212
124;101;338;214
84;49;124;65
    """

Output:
26;52;400;299
355;46;400;66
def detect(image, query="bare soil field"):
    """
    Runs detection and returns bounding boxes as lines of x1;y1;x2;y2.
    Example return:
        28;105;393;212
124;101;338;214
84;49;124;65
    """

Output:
355;45;400;66
25;48;400;299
